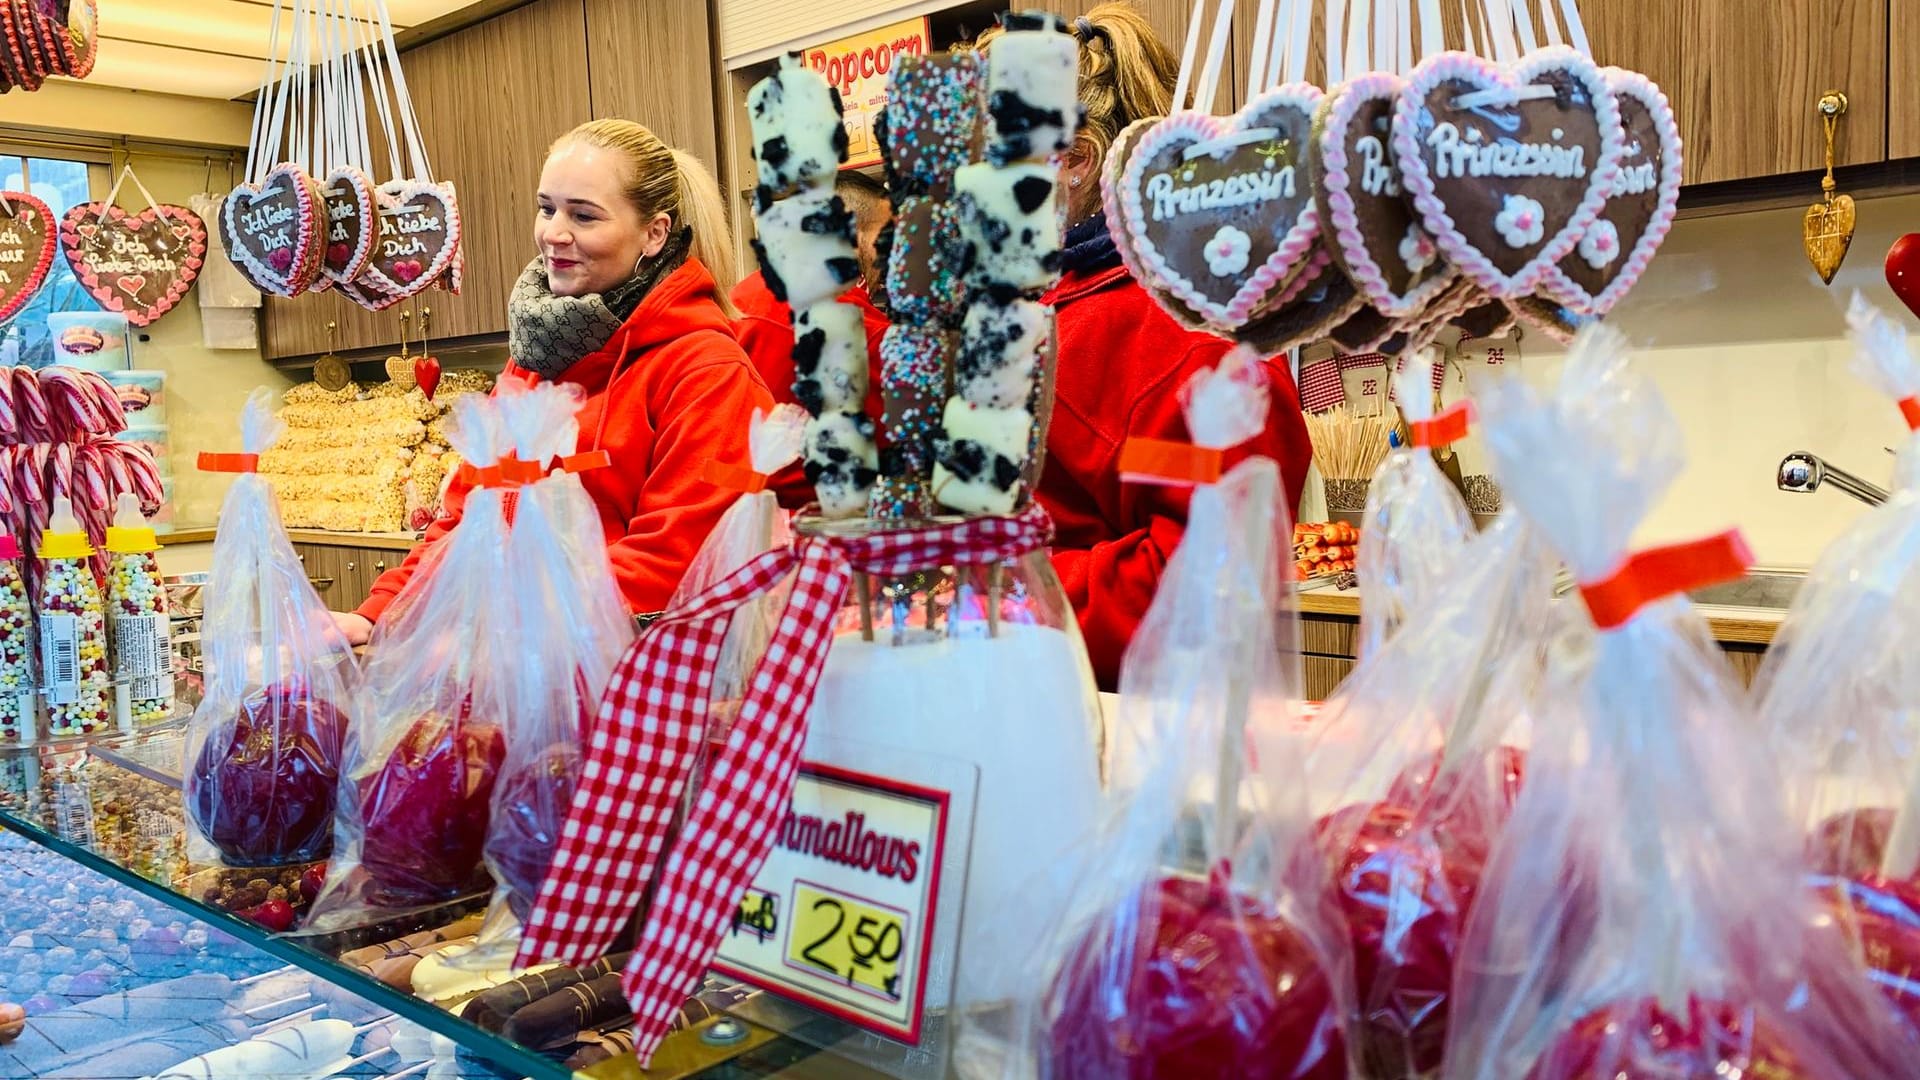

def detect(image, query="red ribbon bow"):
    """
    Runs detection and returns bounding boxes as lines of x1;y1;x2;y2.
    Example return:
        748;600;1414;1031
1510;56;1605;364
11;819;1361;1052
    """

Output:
1577;529;1753;630
197;452;259;474
515;505;1055;1064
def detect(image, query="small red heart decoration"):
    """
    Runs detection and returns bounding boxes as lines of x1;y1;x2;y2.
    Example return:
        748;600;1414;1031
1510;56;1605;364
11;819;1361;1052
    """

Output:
327;242;352;266
268;247;293;272
1885;234;1920;320
393;258;424;283
117;274;147;297
415;355;442;400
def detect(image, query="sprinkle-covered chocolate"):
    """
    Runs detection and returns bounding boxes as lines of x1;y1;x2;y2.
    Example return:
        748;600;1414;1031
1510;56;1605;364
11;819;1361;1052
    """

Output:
955;299;1051;409
879;325;953;508
885;196;967;326
793;301;869;414
985;19;1084;165
883;53;986;195
952;161;1062;300
750;187;860;310
933;399;1034;515
747;53;849;200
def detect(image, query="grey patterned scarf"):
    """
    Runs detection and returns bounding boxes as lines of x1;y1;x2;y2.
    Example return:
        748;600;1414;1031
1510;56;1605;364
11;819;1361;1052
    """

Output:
507;232;690;380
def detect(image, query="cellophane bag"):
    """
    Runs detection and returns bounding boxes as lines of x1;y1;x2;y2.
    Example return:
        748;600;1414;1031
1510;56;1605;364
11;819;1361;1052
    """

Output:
1357;354;1476;659
1757;294;1920;1036
1014;350;1354;1080
305;394;511;927
1444;326;1917;1079
1306;503;1553;1078
668;403;805;794
183;387;352;869
462;381;634;964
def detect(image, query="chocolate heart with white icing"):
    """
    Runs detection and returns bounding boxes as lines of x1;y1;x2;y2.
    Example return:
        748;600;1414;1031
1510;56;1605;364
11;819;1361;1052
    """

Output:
318;166;377;291
361;179;462;300
1103;116;1208;330
0;192;55;326
1240;254;1366;355
60;200;207;327
1115;84;1324;329
1538;69;1681;315
1313;73;1456;317
1394;48;1623;298
222;164;325;296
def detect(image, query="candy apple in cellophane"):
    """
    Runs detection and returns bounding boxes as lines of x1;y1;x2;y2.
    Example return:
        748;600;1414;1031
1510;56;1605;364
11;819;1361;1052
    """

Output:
183;389;352;874
997;354;1357;1080
1754;297;1920;1042
1304;507;1551;1078
1445;326;1917;1080
301;395;518;930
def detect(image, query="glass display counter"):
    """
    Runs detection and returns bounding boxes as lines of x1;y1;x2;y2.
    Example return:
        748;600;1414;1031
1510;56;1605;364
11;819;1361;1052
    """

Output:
0;728;898;1079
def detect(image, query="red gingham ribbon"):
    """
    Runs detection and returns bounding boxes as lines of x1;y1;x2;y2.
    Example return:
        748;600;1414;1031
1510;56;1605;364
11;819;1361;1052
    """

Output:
515;505;1055;1064
1577;529;1753;630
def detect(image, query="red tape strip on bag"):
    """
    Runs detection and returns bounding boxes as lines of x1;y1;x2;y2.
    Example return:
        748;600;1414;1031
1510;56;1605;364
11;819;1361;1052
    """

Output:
702;459;768;494
1899;396;1920;431
562;450;612;474
1408;401;1473;449
197;452;259;473
1119;437;1224;486
1577;529;1754;630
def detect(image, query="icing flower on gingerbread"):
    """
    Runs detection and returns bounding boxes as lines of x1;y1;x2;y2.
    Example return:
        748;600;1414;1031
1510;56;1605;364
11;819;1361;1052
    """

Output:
1494;194;1546;249
1578;220;1620;269
1399;225;1438;272
1203;225;1252;277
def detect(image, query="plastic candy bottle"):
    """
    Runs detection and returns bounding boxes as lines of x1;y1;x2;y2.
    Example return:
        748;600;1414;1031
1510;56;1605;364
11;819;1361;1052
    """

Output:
36;497;110;738
105;493;173;731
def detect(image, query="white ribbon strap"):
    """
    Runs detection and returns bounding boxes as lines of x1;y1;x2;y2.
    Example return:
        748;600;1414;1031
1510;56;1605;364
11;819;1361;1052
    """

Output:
1244;0;1277;102
1172;0;1206;112
1192;0;1237;114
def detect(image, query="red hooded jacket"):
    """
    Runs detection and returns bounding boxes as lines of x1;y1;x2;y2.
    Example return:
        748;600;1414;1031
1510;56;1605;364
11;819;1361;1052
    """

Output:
356;259;775;624
1039;263;1313;691
730;271;888;508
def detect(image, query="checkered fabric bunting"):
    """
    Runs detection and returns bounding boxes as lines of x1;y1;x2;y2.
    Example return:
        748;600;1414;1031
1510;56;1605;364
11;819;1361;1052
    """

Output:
516;504;1055;1064
1299;357;1344;412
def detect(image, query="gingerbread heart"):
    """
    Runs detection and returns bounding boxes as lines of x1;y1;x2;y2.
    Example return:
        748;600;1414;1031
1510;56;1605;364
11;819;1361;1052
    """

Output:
1102;116;1207;330
59;200;207;327
0;191;56;325
1508;294;1586;343
1240;254;1367;355
1314;73;1458;317
1114;83;1324;330
222;164;325;296
1394;48;1623;298
317;166;377;292
1535;69;1681;316
360;179;462;300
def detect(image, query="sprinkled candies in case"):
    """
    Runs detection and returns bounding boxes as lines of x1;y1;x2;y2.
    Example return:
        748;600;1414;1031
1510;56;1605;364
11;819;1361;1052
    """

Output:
0;536;35;746
105;494;173;730
36;499;111;739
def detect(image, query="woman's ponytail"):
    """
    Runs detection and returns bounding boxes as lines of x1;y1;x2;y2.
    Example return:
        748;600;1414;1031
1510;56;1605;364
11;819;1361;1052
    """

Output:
669;148;739;317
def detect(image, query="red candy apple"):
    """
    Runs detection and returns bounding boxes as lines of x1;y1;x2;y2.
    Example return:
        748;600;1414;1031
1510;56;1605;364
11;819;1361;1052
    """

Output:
1527;996;1814;1079
1316;800;1492;1076
1806;806;1895;878
1043;873;1346;1080
1812;872;1920;1029
487;741;581;921
187;682;347;866
1386;745;1527;813
356;711;506;906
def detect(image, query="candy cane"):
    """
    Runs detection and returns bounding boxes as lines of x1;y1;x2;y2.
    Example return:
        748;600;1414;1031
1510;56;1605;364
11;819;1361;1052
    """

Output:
0;366;17;439
16;445;42;505
40;369;101;439
49;442;73;504
97;439;132;499
76;443;109;509
13;369;48;443
118;444;164;505
81;371;124;433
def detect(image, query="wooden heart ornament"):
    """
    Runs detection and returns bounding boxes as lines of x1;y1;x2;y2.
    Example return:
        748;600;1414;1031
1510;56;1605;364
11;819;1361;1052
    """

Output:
1393;47;1624;298
222;164;326;296
362;179;462;300
59;201;207;327
317;166;378;292
1313;73;1457;317
1805;195;1856;285
1540;69;1683;315
0;192;56;326
1113;83;1324;329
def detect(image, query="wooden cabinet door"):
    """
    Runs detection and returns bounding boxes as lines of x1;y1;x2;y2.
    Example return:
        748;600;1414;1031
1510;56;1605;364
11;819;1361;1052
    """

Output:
1892;0;1920;158
1583;0;1885;184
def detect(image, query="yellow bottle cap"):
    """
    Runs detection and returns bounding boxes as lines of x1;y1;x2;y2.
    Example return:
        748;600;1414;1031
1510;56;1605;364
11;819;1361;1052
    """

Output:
38;528;93;560
105;524;158;554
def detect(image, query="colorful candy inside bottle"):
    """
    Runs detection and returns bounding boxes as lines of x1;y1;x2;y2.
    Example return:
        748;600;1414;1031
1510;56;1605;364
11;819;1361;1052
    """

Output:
105;494;172;730
0;534;35;746
36;498;111;738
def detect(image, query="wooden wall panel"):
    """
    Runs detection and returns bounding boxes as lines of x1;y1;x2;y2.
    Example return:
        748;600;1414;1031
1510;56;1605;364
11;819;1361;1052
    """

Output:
1892;0;1920;159
586;0;722;174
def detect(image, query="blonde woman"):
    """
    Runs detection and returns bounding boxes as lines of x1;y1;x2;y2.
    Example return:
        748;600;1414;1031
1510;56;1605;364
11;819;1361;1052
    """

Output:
334;120;774;642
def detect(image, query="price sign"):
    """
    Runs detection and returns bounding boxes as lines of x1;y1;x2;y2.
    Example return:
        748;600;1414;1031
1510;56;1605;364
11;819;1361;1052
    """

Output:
714;760;958;1045
801;18;931;169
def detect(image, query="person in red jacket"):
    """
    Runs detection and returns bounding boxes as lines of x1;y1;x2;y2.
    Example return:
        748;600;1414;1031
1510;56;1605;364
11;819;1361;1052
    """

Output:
331;119;774;645
983;5;1314;690
731;171;892;507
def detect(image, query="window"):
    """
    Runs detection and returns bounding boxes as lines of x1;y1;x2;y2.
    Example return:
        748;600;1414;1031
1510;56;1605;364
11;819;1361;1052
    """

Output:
0;155;102;368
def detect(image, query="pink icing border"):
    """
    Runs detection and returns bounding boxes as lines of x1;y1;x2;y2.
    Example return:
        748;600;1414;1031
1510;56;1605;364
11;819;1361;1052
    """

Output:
316;165;379;293
1117;83;1326;330
0;192;57;327
360;178;463;301
1392;47;1624;299
222;162;323;298
1317;72;1460;318
1537;68;1682;317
